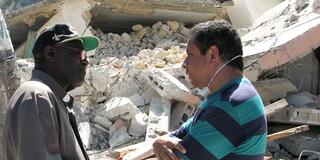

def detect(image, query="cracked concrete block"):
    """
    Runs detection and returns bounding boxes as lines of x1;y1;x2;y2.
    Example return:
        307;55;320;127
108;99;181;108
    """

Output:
78;122;91;149
141;86;158;105
170;102;196;130
109;127;131;148
91;66;110;93
129;93;146;107
269;92;320;125
146;97;171;141
97;97;140;121
109;80;141;98
94;115;113;130
129;112;148;137
145;69;200;105
268;107;320;126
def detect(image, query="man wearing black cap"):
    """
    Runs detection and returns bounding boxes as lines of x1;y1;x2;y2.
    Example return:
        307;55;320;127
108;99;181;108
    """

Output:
4;24;99;160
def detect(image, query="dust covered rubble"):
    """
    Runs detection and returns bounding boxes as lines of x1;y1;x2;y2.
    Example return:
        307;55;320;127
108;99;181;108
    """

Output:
91;20;189;64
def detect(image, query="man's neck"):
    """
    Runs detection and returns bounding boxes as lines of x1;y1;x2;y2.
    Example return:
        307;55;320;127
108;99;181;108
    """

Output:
208;66;243;95
34;66;68;90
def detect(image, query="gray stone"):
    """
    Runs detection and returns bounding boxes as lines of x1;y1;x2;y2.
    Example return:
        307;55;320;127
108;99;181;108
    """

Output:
132;24;144;32
109;127;131;148
167;21;180;32
152;21;162;30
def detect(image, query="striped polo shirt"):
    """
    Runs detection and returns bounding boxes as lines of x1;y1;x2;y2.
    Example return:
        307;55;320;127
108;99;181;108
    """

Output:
172;77;267;160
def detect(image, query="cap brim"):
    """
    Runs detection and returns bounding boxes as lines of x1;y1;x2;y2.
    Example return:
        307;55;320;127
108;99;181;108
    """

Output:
58;35;100;52
80;36;100;52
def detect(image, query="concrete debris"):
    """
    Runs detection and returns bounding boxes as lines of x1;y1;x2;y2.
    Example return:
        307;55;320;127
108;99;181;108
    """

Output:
129;112;148;138
92;21;188;60
78;122;91;149
170;102;196;130
269;92;320;125
146;97;171;141
109;127;131;148
128;93;146;107
97;97;140;121
252;78;297;105
6;0;320;159
269;106;320;126
94;115;112;130
279;128;320;156
109;119;128;140
145;69;200;105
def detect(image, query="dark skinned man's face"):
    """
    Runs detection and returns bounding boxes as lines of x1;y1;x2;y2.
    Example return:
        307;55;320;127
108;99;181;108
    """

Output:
53;40;88;91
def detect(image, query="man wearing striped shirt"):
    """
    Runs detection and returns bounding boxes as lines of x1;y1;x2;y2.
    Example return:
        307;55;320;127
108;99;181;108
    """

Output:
153;20;267;160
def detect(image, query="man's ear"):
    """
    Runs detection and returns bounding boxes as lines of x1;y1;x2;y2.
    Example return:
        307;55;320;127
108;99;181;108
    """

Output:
207;45;220;64
43;46;56;62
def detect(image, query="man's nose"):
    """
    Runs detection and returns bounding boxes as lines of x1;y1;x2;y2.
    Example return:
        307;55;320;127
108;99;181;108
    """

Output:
182;59;187;68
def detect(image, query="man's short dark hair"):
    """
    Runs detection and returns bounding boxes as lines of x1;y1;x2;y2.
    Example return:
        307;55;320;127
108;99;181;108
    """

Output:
189;20;244;71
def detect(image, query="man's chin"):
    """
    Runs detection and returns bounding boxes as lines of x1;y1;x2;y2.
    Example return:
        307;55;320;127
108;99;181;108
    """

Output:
66;81;84;91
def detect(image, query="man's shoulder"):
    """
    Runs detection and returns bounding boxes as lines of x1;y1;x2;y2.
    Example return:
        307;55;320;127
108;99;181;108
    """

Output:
20;80;52;93
10;80;54;103
219;78;260;106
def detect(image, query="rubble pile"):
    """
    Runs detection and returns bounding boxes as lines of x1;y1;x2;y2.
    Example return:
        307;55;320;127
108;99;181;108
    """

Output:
91;21;189;63
6;0;320;159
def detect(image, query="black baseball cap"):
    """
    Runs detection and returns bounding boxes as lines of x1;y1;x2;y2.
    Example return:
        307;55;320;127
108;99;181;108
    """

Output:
32;23;99;55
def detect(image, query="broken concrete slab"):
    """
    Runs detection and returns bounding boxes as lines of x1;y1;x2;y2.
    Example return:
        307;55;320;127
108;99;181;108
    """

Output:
268;107;320;126
146;96;171;141
97;97;140;121
94;115;113;130
242;0;320;82
90;0;232;33
109;127;131;149
252;78;297;105
108;119;132;148
129;112;148;138
269;91;320;125
145;68;200;105
3;0;61;48
109;119;127;140
128;93;146;107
